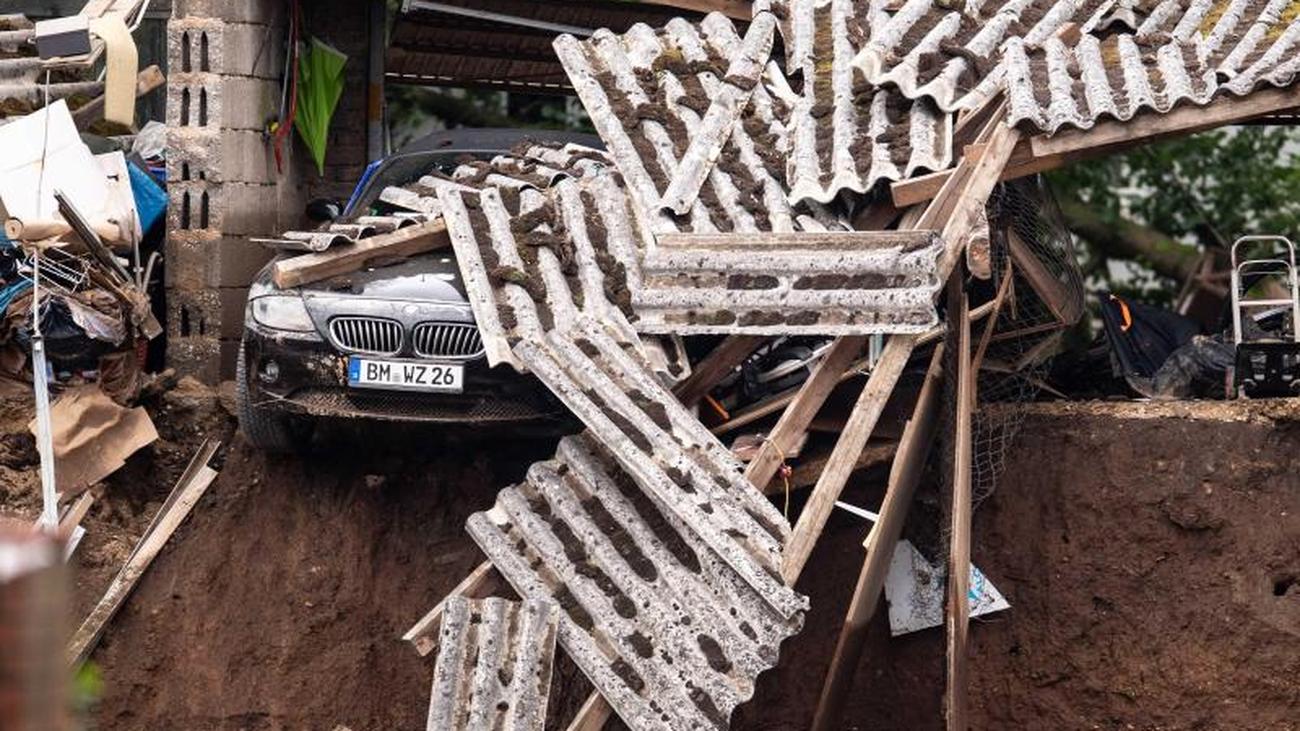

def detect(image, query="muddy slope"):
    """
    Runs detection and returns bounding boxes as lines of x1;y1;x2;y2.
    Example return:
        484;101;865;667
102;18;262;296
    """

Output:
53;399;1300;730
736;401;1300;730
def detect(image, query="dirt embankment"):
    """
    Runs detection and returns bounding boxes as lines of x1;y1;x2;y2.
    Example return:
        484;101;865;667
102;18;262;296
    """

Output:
4;394;1298;730
738;400;1300;730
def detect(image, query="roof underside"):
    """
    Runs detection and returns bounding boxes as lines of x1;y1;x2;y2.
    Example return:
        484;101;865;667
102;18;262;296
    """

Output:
387;0;714;93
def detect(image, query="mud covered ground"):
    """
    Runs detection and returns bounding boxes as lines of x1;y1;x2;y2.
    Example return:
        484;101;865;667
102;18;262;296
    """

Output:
2;392;1297;730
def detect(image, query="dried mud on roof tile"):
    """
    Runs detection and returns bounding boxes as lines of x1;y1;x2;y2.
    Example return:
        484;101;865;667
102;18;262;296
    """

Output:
436;156;660;375
555;12;846;236
467;434;806;731
426;596;559;731
1008;0;1300;134
851;0;1113;111
1005;34;1218;133
782;0;952;206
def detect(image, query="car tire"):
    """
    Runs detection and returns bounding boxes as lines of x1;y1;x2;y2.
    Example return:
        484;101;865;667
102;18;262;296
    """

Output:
236;338;312;453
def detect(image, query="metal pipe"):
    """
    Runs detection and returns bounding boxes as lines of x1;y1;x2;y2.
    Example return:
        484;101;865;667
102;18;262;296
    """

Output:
402;0;595;37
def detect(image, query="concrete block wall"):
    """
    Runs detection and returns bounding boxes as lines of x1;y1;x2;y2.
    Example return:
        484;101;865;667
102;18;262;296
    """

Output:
165;0;373;383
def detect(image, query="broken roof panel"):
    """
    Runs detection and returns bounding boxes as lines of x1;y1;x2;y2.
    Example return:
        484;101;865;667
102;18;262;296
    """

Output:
468;434;806;731
435;157;663;374
1005;0;1300;134
632;229;947;335
851;0;1112;111
426;596;559;731
779;0;952;206
1004;34;1218;134
1135;0;1300;96
555;12;847;235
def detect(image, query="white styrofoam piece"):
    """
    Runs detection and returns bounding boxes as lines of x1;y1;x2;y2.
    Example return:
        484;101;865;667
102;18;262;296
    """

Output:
884;538;1010;637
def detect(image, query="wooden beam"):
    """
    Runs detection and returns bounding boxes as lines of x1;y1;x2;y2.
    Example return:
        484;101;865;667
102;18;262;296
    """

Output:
709;301;995;437
742;335;868;490
780;334;916;583
67;441;219;667
566;694;614;731
270;220;451;289
71;64;165;130
671;335;765;409
1007;229;1081;326
634;0;752;20
971;261;1014;374
810;344;945;731
945;285;975;731
401;559;502;656
895;86;1300;207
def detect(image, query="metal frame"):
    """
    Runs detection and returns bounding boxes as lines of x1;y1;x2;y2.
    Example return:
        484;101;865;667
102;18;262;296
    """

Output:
1229;235;1300;346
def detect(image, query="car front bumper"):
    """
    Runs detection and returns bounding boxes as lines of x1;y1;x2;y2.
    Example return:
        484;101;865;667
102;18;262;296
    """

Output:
241;324;569;426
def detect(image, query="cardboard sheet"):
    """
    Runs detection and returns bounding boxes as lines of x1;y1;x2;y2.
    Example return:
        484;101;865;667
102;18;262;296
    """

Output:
30;384;158;496
0;100;111;224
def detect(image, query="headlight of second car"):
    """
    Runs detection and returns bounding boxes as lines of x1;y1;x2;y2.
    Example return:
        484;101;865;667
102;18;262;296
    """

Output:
249;294;316;333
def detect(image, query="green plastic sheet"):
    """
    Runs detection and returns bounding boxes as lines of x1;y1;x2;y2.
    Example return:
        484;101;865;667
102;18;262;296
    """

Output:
294;37;348;176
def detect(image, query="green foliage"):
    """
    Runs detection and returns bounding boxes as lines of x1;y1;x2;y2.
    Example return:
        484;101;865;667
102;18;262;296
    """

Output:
1048;125;1300;302
73;661;104;725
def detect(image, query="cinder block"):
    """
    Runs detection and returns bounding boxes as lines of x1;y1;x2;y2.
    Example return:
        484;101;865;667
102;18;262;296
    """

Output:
166;233;273;289
167;286;249;341
167;18;282;80
167;129;278;184
172;0;281;25
167;181;285;237
165;75;278;132
167;336;241;383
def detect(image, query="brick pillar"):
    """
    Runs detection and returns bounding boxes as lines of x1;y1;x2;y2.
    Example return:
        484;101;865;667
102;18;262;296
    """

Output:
164;0;306;382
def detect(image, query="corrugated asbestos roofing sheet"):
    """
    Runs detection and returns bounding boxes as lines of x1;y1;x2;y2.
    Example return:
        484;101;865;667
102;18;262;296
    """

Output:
1004;33;1217;133
632;229;946;335
850;0;1113;110
554;12;849;235
427;596;559;731
426;145;809;730
1005;0;1300;133
251;213;436;252
468;434;806;731
778;0;952;205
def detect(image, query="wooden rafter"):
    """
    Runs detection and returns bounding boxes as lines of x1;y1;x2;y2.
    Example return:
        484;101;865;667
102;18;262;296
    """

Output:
892;85;1300;208
809;344;945;731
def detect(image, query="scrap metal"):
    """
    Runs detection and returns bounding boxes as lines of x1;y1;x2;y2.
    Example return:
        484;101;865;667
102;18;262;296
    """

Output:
426;596;559;731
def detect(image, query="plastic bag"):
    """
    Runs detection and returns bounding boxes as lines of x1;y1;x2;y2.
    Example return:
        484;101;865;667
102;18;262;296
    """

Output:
131;120;167;162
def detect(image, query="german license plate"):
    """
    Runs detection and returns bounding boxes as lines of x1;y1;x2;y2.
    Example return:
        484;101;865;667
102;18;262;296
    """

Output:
347;356;464;393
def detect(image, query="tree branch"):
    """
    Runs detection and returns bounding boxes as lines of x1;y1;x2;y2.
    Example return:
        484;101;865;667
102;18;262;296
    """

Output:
1059;198;1203;282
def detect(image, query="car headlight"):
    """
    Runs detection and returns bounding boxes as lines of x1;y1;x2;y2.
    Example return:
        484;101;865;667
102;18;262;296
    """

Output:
249;295;315;333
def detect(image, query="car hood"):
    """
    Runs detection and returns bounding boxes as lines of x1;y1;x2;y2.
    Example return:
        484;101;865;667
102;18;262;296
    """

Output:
299;250;468;303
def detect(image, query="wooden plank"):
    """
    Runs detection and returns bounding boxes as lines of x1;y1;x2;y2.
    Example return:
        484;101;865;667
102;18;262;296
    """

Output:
781;115;1020;585
1007;229;1080;325
810;344;945;731
566;693;614;731
1031;85;1300;158
742;336;868;490
709;302;996;437
971;261;1014;374
945;285;975;731
401;560;501;657
66;444;219;667
671;335;765;408
71;64;164;130
897;87;1300;207
634;0;752;20
780;334;916;583
271;220;451;289
57;491;95;539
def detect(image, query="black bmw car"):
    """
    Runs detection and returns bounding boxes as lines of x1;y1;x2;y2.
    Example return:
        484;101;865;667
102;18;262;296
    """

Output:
236;128;601;451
